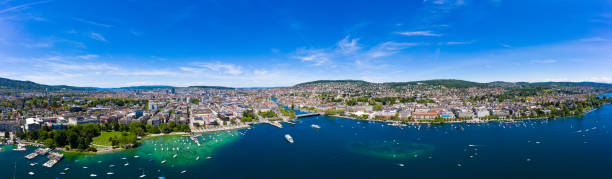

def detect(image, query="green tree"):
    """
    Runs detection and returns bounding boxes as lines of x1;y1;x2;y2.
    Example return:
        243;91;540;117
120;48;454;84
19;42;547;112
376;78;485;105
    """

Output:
53;130;67;147
43;138;55;148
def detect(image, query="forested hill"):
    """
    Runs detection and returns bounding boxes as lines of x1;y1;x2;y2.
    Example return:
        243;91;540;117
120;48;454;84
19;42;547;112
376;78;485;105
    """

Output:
384;79;488;88
0;77;95;91
294;80;372;87
293;79;612;89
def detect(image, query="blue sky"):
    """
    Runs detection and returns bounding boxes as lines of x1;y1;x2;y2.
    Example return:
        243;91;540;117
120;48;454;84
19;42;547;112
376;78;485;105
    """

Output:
1;0;611;87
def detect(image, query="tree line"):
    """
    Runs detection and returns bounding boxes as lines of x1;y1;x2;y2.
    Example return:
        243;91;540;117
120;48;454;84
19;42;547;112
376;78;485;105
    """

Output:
16;121;190;152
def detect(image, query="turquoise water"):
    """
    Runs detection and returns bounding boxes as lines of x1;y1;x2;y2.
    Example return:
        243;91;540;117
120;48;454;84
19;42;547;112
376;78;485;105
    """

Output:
1;94;612;178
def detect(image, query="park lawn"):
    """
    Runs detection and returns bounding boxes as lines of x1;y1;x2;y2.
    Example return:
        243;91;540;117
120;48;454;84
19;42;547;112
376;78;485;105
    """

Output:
92;131;124;147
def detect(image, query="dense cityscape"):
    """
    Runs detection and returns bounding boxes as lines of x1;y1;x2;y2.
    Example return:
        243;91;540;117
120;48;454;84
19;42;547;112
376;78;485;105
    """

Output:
2;78;611;155
2;0;612;178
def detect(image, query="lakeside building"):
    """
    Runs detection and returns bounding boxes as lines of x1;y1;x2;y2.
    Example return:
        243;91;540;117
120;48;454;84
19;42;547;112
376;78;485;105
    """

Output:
68;117;98;125
413;112;438;120
0;121;20;132
25;118;43;131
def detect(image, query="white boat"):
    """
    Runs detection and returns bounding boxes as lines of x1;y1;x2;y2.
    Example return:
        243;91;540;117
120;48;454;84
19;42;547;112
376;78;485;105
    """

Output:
59;172;66;175
206;156;212;159
285;134;294;143
180;170;187;174
311;124;321;129
173;154;178;158
28;172;35;175
90;173;97;177
134;155;140;158
196;156;200;160
161;160;166;164
140;174;146;178
124;163;129;166
107;172;114;175
64;168;70;171
14;144;27;151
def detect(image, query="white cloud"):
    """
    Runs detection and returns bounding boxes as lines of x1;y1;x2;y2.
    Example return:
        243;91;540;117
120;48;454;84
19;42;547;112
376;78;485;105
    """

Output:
0;0;50;14
588;77;612;83
22;72;83;82
431;0;446;5
23;42;52;48
398;31;442;37
78;54;99;59
73;18;113;28
336;36;361;54
294;36;417;66
444;41;474;45
179;67;200;73
367;42;417;58
579;37;609;42
254;69;268;76
190;62;243;75
89;32;107;42
531;59;557;64
294;48;331;66
121;81;159;87
46;62;119;71
112;70;177;76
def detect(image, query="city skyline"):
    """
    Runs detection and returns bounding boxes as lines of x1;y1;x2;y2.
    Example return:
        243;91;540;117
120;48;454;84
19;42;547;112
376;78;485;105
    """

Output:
1;0;612;88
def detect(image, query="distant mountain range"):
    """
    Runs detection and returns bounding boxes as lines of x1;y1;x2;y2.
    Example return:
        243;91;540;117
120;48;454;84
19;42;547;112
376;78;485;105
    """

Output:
2;77;612;92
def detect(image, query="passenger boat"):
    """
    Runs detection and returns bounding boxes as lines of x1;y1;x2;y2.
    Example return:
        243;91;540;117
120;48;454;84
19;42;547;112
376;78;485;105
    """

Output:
285;134;294;143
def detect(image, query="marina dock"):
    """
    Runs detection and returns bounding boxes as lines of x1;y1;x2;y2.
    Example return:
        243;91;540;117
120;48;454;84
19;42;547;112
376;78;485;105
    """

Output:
43;152;63;168
191;124;250;133
266;121;283;128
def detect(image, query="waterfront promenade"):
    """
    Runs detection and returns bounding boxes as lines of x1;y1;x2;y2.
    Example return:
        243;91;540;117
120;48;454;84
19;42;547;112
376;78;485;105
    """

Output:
191;124;250;133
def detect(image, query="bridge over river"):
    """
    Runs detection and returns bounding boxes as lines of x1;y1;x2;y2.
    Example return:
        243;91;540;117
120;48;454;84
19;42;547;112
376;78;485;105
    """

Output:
295;113;321;118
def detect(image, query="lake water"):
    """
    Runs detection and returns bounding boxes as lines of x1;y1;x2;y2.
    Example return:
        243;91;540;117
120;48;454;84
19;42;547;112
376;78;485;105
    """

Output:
1;94;611;178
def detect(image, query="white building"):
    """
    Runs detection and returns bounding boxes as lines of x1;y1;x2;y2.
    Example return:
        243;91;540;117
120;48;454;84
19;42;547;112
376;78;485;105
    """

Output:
25;118;43;131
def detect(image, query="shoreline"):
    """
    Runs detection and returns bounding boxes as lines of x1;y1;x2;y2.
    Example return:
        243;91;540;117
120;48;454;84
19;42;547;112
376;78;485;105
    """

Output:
15;103;609;155
325;105;606;125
